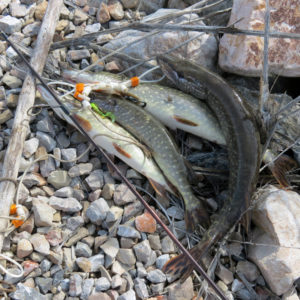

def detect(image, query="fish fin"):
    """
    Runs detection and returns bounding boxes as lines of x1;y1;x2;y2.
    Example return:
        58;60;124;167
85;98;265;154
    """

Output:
173;115;198;127
185;201;210;232
113;143;132;158
268;155;297;188
148;178;176;198
182;158;199;185
106;154;115;175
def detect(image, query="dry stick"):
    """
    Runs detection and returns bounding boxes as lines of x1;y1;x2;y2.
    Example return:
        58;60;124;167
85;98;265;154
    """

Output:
128;22;300;39
260;0;271;158
145;0;226;24
0;0;63;252
260;0;270;114
50;22;300;50
4;28;227;300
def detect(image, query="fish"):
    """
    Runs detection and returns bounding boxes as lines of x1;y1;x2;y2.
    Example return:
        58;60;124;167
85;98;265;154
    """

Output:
61;69;226;146
156;54;261;281
62;69;293;187
91;95;210;231
62;68;295;186
37;85;176;197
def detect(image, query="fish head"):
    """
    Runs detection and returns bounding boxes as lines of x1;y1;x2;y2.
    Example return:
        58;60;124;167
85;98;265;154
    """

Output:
157;55;202;89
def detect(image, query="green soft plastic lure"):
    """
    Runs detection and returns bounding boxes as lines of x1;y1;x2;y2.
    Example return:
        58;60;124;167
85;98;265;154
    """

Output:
90;102;115;123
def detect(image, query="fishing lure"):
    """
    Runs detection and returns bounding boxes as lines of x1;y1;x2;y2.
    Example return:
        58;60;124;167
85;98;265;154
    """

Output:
90;102;116;122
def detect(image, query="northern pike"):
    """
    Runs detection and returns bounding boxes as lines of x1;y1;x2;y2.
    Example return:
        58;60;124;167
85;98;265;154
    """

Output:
61;69;226;146
91;95;210;231
157;54;261;280
37;85;175;196
61;69;293;187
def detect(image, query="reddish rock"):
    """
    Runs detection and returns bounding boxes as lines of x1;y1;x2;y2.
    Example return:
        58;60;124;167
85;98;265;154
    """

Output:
45;229;62;247
23;260;39;276
219;0;300;77
135;210;157;233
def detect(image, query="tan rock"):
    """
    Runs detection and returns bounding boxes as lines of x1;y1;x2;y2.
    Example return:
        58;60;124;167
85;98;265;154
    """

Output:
97;2;111;24
219;0;300;77
108;1;124;21
17;239;33;258
73;8;89;25
56;19;69;32
35;0;48;21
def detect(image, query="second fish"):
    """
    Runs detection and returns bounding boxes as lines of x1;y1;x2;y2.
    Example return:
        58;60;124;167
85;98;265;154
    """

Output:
91;95;210;231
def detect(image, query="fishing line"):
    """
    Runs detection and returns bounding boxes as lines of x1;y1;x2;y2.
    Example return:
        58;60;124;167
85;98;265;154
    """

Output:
1;31;227;300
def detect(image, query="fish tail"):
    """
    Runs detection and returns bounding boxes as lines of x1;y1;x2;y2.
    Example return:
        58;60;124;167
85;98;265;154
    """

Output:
268;154;297;188
163;237;212;282
184;195;210;232
163;219;228;281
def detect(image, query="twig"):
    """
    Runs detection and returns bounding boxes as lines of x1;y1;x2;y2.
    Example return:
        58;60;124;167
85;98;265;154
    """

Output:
89;43;154;70
260;136;300;172
50;22;300;50
0;0;63;252
260;0;270;115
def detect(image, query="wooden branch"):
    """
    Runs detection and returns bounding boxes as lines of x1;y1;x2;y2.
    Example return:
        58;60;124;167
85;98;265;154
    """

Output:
0;0;63;251
51;22;300;50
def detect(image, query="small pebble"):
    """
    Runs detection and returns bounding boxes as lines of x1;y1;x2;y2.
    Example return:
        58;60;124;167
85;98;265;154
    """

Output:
95;277;111;291
86;198;109;225
236;261;260;282
135;210;156;233
147;269;166;283
49;196;82;213
114;183;136;205
30;233;50;255
117;225;141;239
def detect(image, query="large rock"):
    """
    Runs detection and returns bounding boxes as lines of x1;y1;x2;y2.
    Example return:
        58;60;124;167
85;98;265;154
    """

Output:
252;186;300;248
219;0;300;77
249;186;300;295
105;9;217;77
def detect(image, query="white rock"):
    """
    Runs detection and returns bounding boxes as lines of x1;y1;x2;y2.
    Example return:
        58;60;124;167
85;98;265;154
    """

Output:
248;186;300;295
0;15;22;34
49;196;82;213
105;9;217;77
283;288;300;300
0;0;10;13
30;233;50;255
219;0;300;77
249;230;300;296
32;198;55;227
252;185;300;247
23;138;39;158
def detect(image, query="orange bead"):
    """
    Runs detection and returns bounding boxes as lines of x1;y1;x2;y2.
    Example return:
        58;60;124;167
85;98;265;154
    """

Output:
12;219;24;228
130;76;139;87
76;83;85;93
74;83;85;101
10;204;17;215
